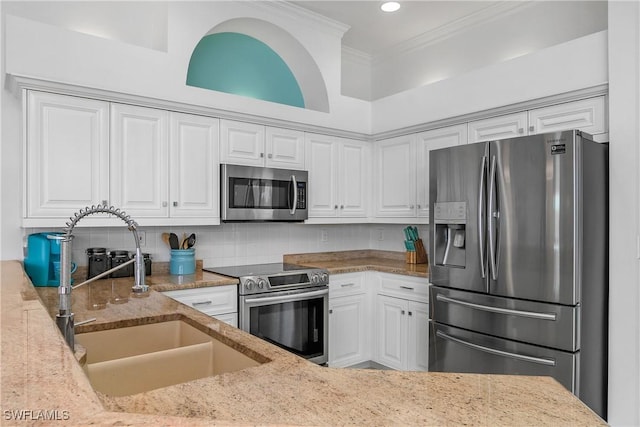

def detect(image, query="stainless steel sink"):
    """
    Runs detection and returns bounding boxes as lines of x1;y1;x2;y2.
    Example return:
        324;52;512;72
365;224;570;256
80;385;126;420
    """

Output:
76;319;261;396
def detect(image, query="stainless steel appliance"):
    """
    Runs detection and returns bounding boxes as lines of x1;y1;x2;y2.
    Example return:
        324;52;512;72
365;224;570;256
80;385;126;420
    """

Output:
221;164;308;222
204;263;329;365
428;130;608;418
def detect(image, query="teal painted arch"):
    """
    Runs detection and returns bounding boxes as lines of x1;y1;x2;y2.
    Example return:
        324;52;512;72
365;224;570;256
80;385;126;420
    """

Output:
187;32;305;108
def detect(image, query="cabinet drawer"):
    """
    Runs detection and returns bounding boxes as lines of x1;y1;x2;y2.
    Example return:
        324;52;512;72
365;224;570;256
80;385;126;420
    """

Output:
208;312;237;327
377;273;429;302
163;285;237;315
329;272;366;297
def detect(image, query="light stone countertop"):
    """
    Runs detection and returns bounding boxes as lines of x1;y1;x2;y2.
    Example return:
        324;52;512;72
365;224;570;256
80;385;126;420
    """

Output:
1;259;606;426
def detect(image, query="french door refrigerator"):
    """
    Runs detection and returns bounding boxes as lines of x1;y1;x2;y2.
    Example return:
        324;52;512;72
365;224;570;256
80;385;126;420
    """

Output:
428;130;608;419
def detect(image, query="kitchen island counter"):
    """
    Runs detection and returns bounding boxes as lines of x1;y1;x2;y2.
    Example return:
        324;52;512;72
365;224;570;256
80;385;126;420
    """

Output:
1;260;605;426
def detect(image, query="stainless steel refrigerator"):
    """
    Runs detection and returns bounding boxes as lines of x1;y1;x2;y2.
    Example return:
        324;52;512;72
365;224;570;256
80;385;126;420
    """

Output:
428;130;608;419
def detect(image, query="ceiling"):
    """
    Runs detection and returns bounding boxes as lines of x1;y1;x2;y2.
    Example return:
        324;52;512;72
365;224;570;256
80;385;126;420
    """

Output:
290;1;501;55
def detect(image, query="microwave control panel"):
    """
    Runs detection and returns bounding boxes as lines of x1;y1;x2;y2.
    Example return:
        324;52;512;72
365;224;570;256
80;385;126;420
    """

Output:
297;182;306;209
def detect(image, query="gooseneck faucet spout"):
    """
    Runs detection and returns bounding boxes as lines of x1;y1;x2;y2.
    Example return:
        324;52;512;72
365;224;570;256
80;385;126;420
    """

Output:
56;204;149;349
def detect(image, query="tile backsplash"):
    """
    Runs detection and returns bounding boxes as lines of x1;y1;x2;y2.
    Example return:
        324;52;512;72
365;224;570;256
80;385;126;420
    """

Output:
24;223;429;268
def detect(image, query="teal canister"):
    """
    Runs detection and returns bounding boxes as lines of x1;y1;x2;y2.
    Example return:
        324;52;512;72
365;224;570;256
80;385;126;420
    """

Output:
170;249;195;275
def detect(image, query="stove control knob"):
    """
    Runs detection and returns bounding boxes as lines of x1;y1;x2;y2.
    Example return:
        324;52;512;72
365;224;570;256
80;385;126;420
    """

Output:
257;278;267;289
311;273;319;284
320;273;329;284
244;279;256;290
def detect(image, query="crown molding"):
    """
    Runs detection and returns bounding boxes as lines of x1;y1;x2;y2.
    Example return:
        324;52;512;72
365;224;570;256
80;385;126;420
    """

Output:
373;1;535;65
246;1;351;38
342;46;373;67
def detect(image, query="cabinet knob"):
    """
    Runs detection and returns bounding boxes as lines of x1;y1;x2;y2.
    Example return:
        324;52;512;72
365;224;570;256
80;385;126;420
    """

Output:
401;310;405;315
101;200;108;206
268;153;273;159
417;204;422;209
340;205;344;209
334;205;338;209
409;205;415;209
329;309;333;314
260;153;264;158
529;125;535;132
408;311;413;316
518;128;524;134
173;201;178;207
162;201;168;207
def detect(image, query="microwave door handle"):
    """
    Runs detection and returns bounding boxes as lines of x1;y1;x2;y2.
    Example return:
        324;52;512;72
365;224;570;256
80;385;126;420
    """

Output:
289;175;298;215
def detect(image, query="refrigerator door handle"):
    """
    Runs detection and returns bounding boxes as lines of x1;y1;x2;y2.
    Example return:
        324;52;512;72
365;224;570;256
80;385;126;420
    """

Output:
436;294;557;320
436;330;557;366
487;155;498;280
478;155;487;280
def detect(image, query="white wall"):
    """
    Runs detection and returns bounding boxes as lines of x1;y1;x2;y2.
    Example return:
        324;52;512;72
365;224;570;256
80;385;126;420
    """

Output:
607;2;640;426
3;2;371;134
367;1;607;101
371;30;608;134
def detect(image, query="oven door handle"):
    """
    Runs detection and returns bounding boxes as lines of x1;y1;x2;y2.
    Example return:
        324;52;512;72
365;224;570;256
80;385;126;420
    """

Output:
243;288;328;304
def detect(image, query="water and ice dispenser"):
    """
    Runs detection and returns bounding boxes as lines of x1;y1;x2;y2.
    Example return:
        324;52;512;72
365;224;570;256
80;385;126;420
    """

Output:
433;202;466;268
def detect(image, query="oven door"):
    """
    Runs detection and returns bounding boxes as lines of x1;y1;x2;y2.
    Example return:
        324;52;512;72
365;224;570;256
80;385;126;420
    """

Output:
239;286;328;365
221;164;308;222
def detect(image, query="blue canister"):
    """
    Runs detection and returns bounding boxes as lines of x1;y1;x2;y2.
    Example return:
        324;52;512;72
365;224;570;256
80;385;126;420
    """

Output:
170;249;195;275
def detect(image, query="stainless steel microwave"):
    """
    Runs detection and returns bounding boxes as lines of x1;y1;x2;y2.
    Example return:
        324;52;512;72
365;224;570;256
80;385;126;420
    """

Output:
221;164;308;222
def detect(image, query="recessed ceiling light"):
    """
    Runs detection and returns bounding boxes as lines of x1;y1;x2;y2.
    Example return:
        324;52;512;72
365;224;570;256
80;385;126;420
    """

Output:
381;2;401;13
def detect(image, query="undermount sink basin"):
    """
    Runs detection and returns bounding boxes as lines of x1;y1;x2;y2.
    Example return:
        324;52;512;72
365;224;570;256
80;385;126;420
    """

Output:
75;319;261;396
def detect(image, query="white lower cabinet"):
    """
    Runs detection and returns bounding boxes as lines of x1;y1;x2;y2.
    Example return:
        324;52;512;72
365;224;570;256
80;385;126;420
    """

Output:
374;273;429;371
328;273;372;367
163;285;237;327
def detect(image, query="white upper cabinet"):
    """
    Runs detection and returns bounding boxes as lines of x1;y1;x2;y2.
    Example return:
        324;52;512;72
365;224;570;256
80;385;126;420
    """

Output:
220;120;305;170
306;134;369;221
265;127;306;170
169;113;220;220
468;112;528;143
25;91;109;220
220;120;265;167
528;96;607;136
110;103;170;218
373;134;417;219
468;96;608;143
416;125;467;219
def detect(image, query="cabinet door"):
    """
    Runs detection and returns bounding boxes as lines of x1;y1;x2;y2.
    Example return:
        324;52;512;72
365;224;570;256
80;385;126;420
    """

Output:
528;96;607;136
26;91;109;217
220;120;265;166
406;301;429;371
329;294;369;368
374;135;416;218
110;104;169;217
339;139;370;218
376;295;406;370
468;112;528;143
266;127;305;170
306;134;338;217
169;113;220;220
416;125;467;219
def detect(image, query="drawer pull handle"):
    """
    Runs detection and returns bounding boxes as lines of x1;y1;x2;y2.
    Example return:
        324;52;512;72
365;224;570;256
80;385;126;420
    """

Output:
341;283;355;287
192;300;213;307
400;286;414;291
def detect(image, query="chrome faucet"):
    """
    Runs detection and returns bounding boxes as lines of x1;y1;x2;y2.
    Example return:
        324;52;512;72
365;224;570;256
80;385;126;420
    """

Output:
56;204;149;350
